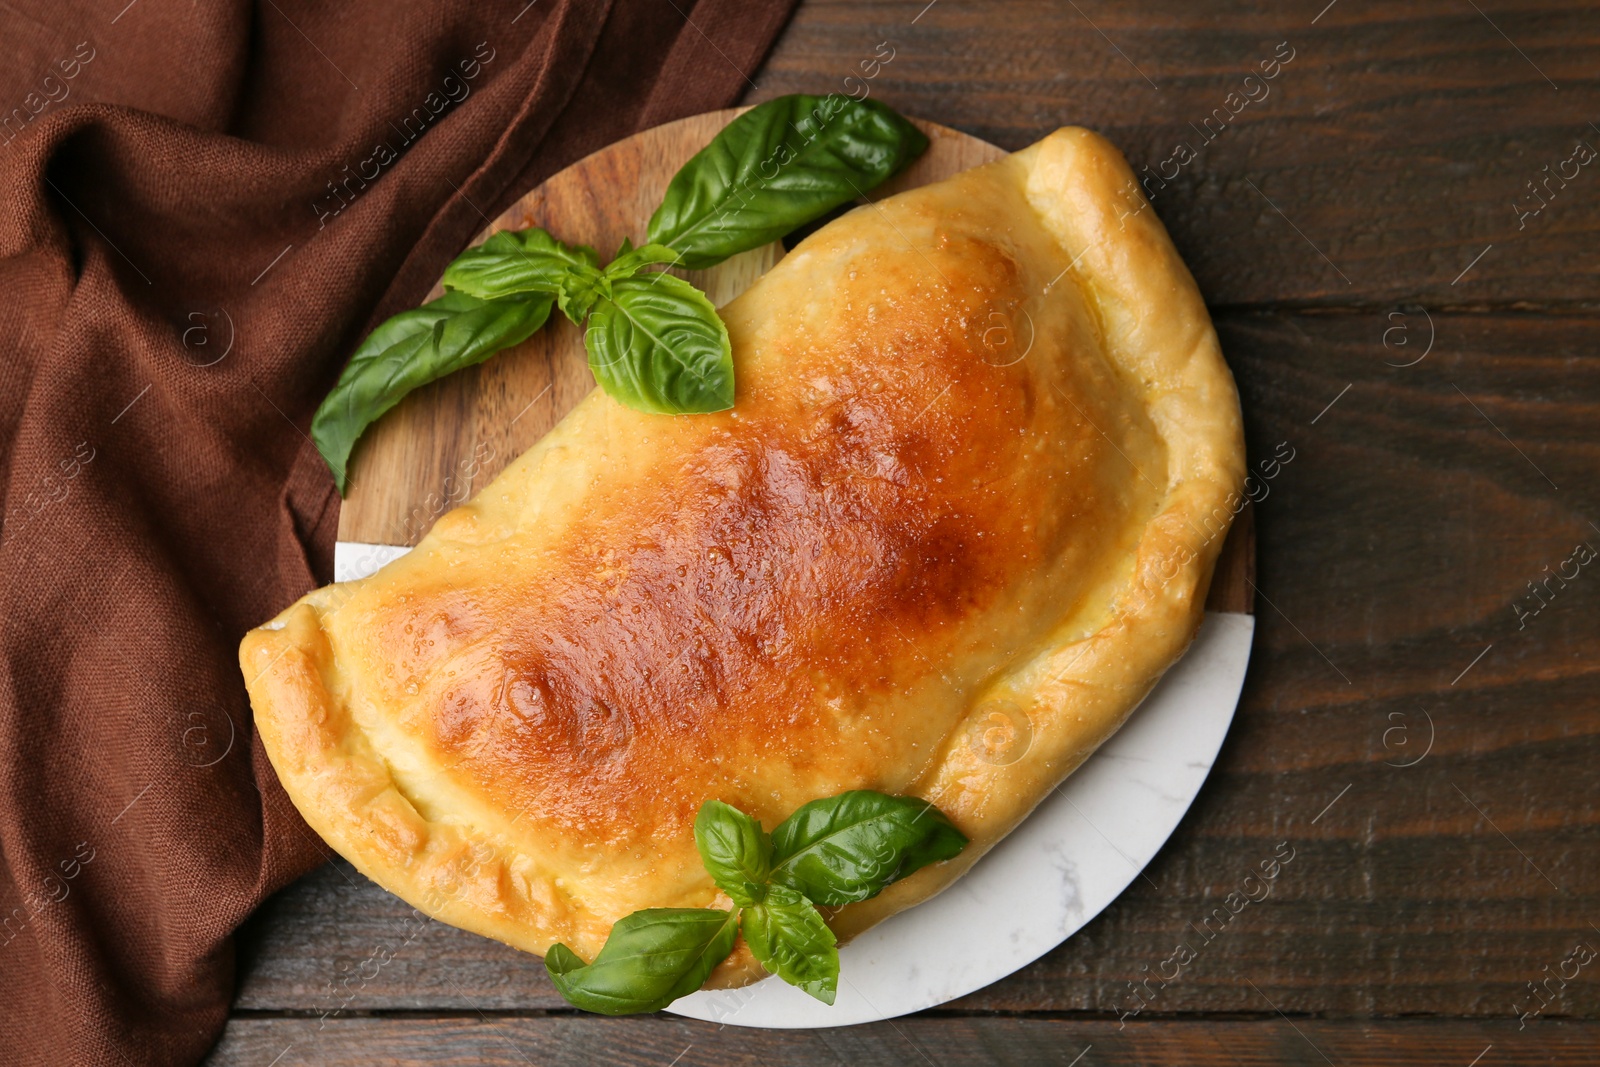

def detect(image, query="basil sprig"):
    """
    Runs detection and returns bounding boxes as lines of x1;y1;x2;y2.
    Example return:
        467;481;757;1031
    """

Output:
310;95;927;494
648;94;929;269
544;790;966;1014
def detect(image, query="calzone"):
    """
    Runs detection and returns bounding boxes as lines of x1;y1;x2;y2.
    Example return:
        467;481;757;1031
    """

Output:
241;127;1245;987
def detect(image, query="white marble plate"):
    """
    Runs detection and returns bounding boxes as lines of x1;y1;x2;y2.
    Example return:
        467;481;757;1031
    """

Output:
333;543;1252;1030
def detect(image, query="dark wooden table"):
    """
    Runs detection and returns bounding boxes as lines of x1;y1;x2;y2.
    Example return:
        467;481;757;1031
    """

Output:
207;1;1600;1063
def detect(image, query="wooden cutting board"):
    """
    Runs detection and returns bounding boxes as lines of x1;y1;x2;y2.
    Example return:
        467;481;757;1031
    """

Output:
335;109;1253;614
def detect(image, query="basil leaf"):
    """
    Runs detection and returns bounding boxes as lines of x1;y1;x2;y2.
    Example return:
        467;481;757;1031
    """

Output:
545;908;738;1015
769;791;967;907
584;273;733;414
741;885;838;1004
646;94;928;269
604;241;684;280
441;227;599;300
311;290;552;494
694;800;772;908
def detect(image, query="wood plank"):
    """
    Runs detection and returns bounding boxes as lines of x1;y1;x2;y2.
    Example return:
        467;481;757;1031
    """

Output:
203;1016;1596;1066
751;0;1600;305
236;310;1600;1017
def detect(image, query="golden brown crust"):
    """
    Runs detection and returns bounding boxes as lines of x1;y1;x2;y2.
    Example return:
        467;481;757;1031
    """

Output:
240;127;1244;986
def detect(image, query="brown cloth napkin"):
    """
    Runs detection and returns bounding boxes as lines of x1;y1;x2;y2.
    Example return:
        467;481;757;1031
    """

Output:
0;1;795;1063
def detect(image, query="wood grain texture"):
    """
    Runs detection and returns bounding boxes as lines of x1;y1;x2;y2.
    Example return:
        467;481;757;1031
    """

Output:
752;0;1600;306
238;311;1599;1021
203;1016;1598;1066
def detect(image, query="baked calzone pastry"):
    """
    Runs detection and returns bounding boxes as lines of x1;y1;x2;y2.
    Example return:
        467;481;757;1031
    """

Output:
241;127;1245;986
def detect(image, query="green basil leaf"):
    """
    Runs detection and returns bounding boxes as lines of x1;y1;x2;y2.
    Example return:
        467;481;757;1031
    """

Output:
694;800;773;908
769;791;967;907
741;885;838;1004
311;290;552;495
646;94;928;269
603;242;684;280
545;908;738;1015
584;273;733;414
441;227;599;300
